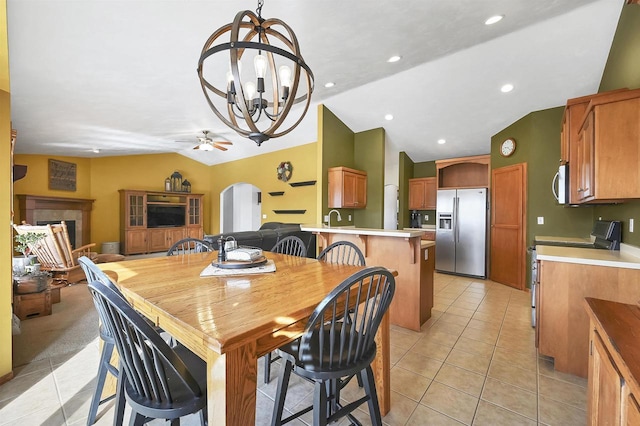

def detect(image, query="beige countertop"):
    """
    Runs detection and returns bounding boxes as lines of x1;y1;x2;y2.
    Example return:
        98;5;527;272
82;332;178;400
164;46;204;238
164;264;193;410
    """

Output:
301;225;424;238
536;244;640;270
421;240;436;249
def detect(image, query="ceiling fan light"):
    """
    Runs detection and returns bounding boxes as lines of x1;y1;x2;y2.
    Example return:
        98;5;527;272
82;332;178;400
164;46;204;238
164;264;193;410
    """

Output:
199;143;214;151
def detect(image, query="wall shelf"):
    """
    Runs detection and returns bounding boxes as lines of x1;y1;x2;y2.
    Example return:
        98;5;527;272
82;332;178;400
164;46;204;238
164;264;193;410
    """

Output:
289;180;316;187
273;209;307;214
268;191;285;196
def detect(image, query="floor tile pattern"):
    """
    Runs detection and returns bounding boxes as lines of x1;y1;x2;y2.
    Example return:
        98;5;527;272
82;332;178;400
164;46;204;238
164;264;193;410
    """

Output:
1;273;588;425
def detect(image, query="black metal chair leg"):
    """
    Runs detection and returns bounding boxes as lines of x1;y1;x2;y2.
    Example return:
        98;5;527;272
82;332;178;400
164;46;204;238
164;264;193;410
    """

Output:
114;369;126;426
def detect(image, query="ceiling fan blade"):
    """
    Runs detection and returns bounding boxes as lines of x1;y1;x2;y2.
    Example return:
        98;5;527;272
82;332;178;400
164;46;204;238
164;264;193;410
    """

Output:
214;141;233;145
215;145;228;151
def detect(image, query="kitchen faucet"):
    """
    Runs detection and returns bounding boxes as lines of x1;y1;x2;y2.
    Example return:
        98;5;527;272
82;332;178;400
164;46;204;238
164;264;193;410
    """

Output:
325;209;342;227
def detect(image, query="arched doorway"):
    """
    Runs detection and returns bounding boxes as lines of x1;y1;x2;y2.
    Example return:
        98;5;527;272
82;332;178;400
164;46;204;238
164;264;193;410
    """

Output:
219;183;262;233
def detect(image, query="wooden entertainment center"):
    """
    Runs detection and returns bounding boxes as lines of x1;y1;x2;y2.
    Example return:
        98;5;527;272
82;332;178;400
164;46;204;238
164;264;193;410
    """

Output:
119;190;204;255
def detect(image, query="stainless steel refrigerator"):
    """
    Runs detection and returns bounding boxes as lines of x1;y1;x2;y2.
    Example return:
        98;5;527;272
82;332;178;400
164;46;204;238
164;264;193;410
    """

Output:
435;188;487;278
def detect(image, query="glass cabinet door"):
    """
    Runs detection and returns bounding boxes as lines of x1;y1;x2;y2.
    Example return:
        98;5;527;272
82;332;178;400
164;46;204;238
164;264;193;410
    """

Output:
129;193;146;227
188;196;201;226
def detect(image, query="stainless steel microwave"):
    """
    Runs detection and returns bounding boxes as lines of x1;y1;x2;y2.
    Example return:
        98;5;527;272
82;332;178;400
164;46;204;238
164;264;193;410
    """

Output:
552;164;568;204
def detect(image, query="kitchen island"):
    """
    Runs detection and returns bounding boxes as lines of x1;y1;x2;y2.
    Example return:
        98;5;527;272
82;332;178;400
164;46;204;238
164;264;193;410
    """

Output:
301;225;434;331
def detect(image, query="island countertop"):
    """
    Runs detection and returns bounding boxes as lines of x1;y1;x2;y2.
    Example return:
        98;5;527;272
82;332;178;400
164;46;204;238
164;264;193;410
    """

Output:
301;225;424;238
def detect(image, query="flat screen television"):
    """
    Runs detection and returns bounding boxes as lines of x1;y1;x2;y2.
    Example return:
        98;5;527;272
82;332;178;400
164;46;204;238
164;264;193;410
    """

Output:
147;205;186;228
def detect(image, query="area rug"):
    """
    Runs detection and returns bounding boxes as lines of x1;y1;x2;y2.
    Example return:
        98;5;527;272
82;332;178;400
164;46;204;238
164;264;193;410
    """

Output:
12;283;99;367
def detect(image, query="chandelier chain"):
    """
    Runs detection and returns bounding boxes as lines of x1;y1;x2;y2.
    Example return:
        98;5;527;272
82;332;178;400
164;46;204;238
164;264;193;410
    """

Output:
256;0;264;18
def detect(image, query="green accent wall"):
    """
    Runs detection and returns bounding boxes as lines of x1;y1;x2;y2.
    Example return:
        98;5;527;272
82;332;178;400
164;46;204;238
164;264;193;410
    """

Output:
593;4;640;246
318;105;386;228
398;152;414;229
599;4;640;92
354;128;385;228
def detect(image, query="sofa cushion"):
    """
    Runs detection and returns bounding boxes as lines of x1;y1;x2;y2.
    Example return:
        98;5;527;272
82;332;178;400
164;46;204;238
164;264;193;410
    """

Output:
205;223;315;257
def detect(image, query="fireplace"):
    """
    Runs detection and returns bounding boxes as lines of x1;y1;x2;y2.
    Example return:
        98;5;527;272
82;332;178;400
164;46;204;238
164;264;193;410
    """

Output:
16;195;94;248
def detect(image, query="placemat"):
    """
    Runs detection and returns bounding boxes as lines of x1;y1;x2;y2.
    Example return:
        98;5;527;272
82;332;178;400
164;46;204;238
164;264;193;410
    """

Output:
200;259;276;277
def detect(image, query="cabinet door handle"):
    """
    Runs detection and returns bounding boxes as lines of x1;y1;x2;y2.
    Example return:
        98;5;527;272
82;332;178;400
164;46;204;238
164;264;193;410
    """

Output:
577;188;584;192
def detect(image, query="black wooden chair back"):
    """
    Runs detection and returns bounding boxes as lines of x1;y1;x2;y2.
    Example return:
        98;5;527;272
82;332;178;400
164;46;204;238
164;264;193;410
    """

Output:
167;238;212;256
271;235;307;257
317;240;365;266
87;280;207;423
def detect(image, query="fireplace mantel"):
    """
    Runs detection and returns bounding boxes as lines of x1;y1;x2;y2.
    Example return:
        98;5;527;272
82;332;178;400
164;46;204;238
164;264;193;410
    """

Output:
16;195;95;245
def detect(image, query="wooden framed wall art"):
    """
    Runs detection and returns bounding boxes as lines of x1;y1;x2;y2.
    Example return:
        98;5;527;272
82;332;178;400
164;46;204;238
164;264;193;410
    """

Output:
48;159;77;191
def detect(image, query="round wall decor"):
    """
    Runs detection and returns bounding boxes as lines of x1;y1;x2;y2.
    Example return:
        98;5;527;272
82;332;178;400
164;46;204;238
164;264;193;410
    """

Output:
277;161;293;182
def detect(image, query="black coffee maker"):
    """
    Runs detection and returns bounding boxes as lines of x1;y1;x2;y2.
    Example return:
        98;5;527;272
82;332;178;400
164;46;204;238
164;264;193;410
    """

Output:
410;210;422;228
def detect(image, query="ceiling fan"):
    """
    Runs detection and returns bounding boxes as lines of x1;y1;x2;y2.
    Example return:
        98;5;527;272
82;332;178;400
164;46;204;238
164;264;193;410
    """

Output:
179;130;233;151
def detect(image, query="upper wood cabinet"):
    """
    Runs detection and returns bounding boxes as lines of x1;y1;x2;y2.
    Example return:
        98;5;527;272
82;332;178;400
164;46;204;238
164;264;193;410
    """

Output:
574;89;640;203
328;167;367;209
408;177;436;210
435;155;490;189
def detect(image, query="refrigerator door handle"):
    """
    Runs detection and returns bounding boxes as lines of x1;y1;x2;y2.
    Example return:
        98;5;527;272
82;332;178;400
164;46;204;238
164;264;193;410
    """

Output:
455;196;460;243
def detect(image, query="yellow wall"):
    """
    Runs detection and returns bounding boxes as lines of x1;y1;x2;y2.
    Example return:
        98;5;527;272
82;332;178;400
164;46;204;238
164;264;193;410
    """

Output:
88;154;211;244
208;142;318;234
13;153;212;246
1;0;13;379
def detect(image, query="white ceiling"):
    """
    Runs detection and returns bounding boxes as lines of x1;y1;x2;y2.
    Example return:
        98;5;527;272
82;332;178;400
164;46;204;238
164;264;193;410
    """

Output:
7;0;624;166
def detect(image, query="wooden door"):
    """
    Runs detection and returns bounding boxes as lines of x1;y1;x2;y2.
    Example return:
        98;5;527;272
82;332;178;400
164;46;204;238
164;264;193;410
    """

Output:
490;163;526;289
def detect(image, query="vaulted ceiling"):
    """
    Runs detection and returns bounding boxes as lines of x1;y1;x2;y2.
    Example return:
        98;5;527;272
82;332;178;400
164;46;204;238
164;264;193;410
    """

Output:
7;0;624;166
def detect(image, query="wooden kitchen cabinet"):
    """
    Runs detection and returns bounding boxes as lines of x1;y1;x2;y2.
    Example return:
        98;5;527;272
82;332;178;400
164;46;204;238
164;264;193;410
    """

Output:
408;177;436;210
569;88;640;204
562;89;629;204
587;329;622;425
585;298;640;426
328;167;367;209
538;260;640;378
435;155;490;189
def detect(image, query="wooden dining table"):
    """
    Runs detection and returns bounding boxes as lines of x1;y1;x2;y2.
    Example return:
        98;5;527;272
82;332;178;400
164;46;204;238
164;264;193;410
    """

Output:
100;251;391;425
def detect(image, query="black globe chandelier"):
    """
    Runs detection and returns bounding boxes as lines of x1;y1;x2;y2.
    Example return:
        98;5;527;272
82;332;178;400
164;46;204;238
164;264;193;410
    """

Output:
197;0;314;146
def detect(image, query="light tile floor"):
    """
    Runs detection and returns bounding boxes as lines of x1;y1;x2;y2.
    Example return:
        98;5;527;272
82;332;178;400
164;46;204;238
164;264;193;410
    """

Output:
0;273;587;425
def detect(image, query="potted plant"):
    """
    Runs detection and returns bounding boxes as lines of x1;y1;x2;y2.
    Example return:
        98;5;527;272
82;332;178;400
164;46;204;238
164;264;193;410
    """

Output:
13;232;51;294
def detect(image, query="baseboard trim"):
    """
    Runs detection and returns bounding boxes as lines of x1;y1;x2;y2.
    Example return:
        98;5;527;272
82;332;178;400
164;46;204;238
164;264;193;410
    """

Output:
0;371;14;386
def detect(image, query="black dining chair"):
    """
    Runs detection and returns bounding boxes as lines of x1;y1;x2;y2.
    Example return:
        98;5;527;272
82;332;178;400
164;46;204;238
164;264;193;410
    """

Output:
263;235;308;383
167;238;212;256
317;240;365;266
271;266;395;426
270;235;307;257
87;279;208;425
78;256;126;426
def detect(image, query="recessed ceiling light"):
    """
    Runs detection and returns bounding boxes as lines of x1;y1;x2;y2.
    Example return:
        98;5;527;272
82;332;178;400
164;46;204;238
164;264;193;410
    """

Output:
437;139;446;145
92;148;100;153
384;114;394;121
485;15;504;25
501;83;514;93
324;82;335;88
387;55;401;63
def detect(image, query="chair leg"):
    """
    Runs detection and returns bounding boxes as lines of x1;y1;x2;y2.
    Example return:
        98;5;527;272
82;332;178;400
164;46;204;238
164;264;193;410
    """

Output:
271;359;293;426
264;352;272;384
129;412;146;426
86;341;114;426
114;369;126;426
313;381;329;426
360;366;382;426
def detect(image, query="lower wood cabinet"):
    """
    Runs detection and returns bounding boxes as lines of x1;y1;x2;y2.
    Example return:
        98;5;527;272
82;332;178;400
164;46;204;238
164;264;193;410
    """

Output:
125;229;148;254
148;227;185;252
585;298;640;426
